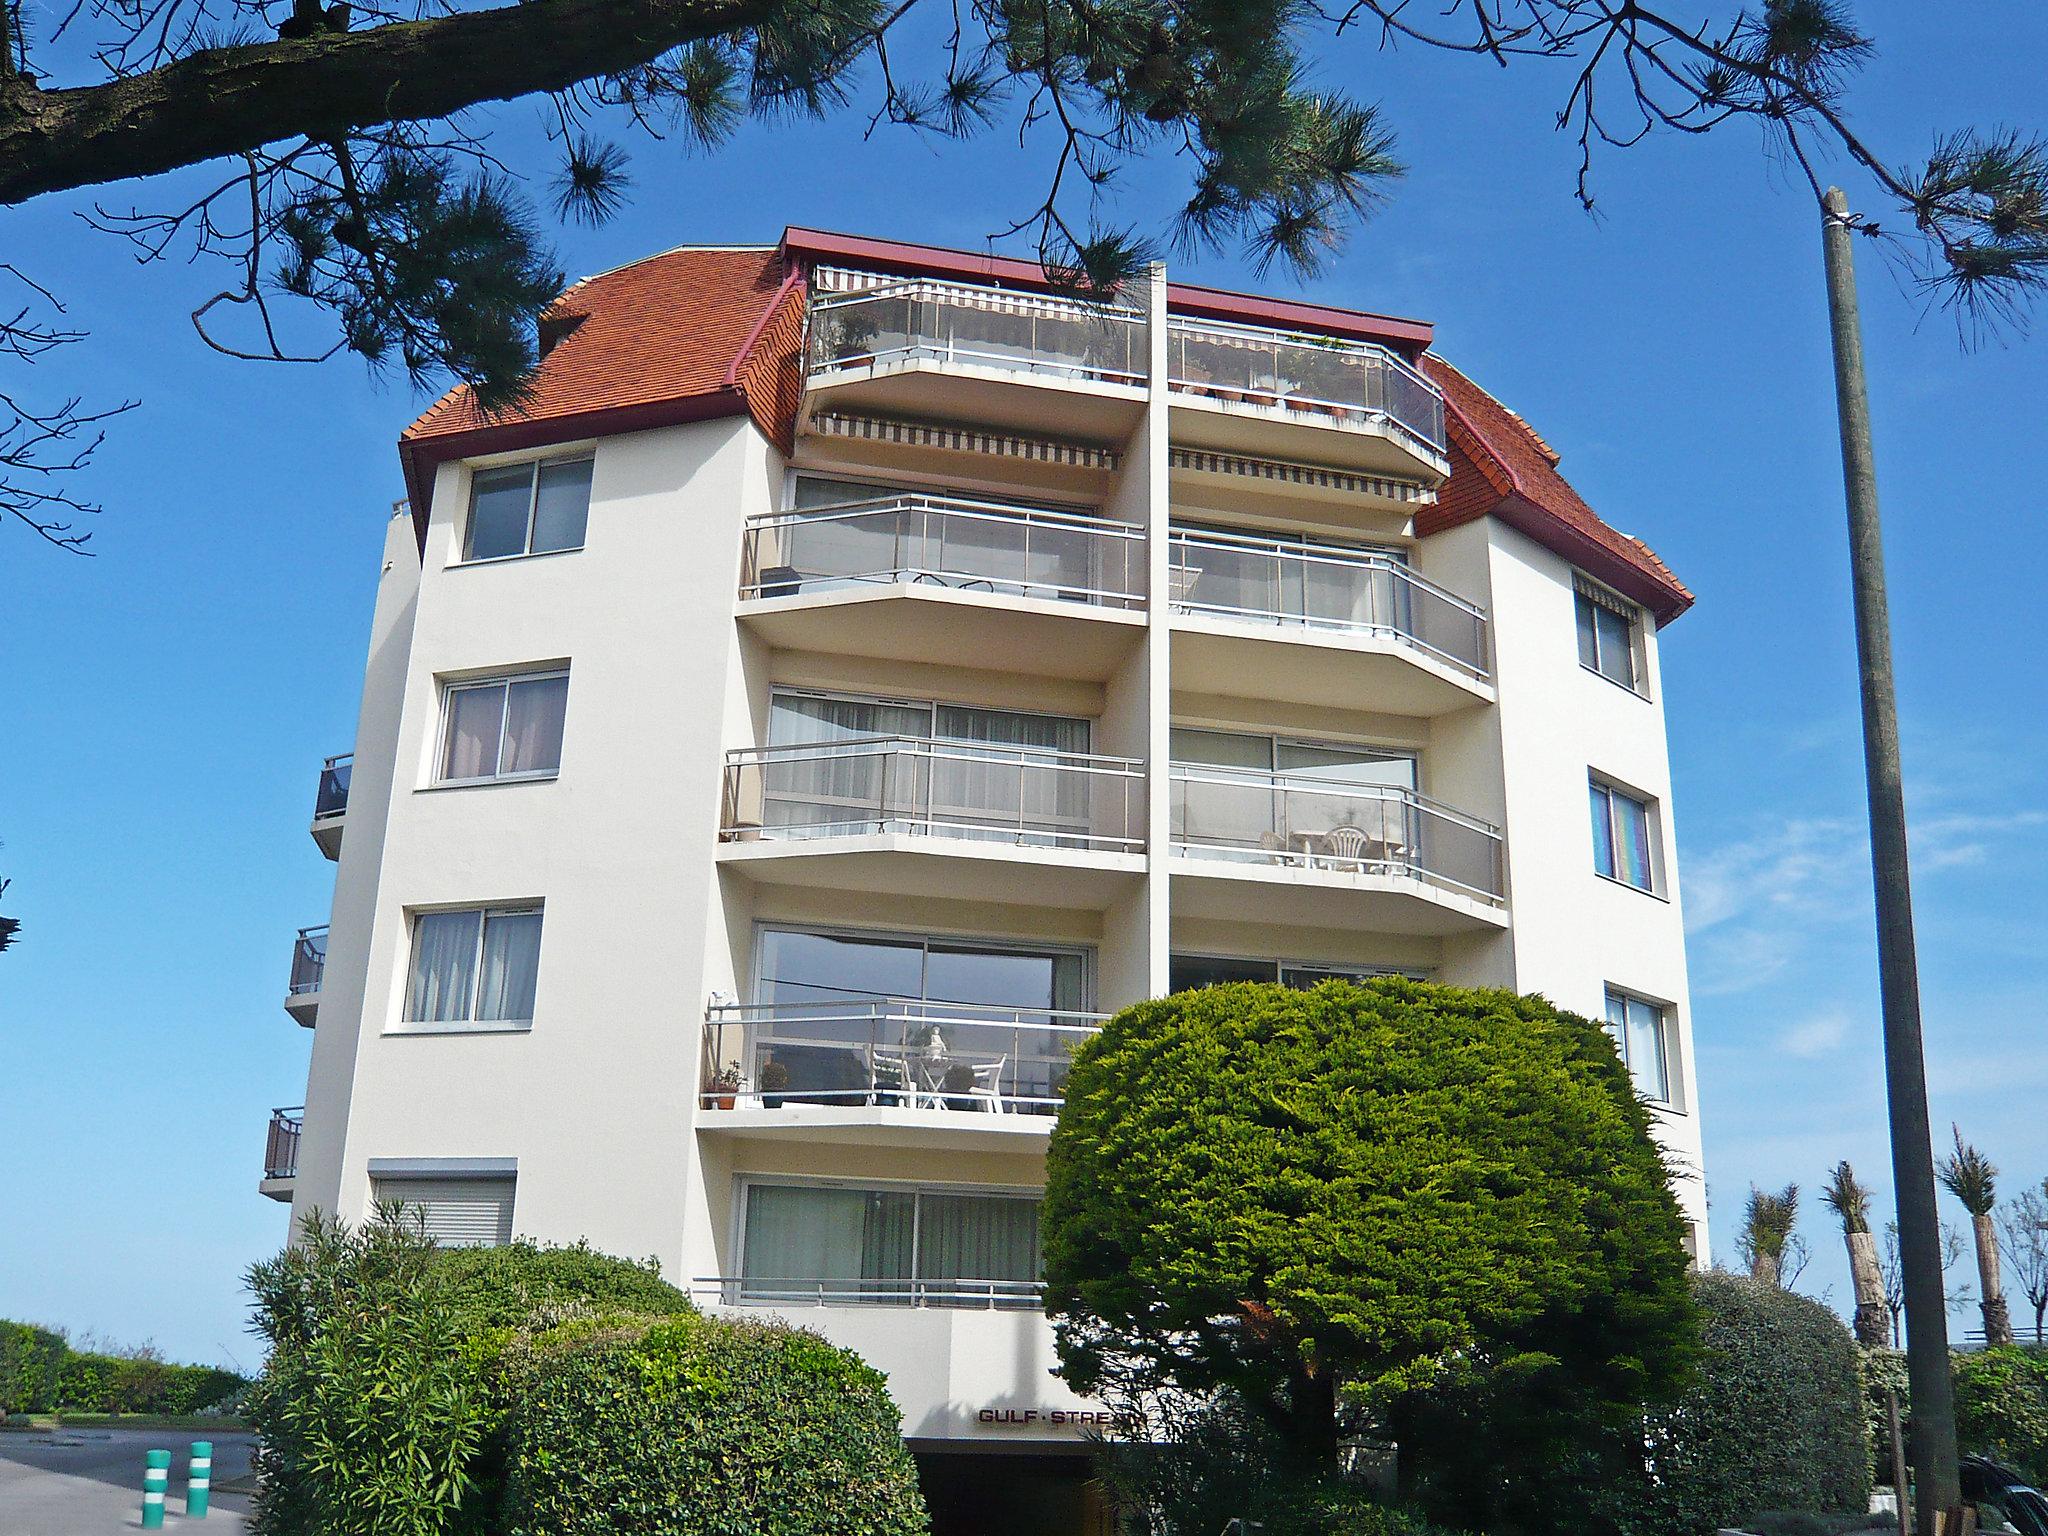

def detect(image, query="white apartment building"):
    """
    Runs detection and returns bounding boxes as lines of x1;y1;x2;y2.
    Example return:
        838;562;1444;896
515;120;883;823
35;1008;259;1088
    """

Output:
261;226;1707;1536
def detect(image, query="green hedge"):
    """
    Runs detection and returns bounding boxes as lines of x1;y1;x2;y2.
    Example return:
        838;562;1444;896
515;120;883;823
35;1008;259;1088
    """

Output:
0;1320;244;1416
499;1313;928;1536
435;1240;696;1331
1864;1345;2048;1486
1632;1272;1871;1536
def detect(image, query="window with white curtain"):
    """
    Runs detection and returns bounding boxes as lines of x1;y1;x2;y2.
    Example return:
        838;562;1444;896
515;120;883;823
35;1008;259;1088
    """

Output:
438;670;568;784
463;456;593;561
1605;988;1675;1105
1589;776;1657;892
738;1181;1041;1307
403;905;543;1028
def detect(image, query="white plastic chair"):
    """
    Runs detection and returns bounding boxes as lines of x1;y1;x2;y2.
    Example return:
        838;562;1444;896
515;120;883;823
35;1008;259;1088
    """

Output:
967;1057;1010;1114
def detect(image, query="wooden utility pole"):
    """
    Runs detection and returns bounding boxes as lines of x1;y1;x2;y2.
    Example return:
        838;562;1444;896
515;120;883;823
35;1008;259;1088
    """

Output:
1819;185;1960;1534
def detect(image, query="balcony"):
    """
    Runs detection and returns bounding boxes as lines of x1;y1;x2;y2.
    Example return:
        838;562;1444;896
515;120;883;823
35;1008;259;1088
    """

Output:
736;493;1146;681
1170;765;1507;934
310;753;351;859
1166;317;1449;481
699;999;1106;1150
1168;527;1492;714
717;737;1146;909
284;925;326;1027
804;279;1149;443
696;1276;1042;1309
260;1106;302;1201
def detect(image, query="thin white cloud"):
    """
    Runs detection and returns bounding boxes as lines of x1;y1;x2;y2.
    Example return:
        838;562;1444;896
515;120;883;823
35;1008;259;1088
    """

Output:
1779;1009;1853;1059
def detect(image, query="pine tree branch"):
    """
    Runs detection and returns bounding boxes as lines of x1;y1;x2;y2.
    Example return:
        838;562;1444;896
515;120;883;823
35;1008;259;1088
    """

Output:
0;0;774;205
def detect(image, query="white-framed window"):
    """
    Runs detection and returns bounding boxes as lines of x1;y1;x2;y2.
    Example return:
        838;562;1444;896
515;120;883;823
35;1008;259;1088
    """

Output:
402;905;543;1029
437;670;569;784
1574;576;1646;694
1605;987;1676;1106
1589;775;1657;893
462;456;593;562
736;1178;1042;1308
372;1176;515;1247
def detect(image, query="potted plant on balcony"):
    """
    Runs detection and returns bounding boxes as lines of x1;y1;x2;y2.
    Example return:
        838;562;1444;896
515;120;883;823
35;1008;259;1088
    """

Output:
941;1061;978;1112
704;1063;746;1110
758;1058;791;1109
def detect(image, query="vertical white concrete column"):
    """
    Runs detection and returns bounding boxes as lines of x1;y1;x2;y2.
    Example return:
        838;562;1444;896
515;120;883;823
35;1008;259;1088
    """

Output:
1137;264;1173;997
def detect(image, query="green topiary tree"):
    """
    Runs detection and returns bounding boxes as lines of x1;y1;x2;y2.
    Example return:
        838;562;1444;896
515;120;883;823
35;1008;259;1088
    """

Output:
1043;979;1697;1481
499;1312;928;1536
1634;1272;1871;1535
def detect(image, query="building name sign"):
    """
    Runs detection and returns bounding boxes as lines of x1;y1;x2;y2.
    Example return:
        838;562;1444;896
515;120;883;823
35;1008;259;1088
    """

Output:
975;1407;1127;1429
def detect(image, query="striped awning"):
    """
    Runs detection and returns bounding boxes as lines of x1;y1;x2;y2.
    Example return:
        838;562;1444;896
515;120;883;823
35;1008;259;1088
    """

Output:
811;266;1145;322
1168;448;1436;505
808;411;1122;470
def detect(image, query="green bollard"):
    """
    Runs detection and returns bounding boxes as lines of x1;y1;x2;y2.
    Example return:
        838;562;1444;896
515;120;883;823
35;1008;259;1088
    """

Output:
141;1448;170;1529
187;1440;213;1518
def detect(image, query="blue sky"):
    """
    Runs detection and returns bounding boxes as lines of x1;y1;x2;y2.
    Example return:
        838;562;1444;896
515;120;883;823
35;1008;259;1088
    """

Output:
1;2;2042;1367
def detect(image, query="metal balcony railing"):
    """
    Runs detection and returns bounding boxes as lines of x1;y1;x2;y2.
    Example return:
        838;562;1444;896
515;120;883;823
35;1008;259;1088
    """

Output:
703;998;1108;1118
721;737;1145;853
1166;316;1447;455
807;280;1148;389
288;926;327;996
741;494;1145;609
313;754;352;819
1168;526;1489;678
1170;765;1505;905
264;1106;303;1180
695;1275;1044;1310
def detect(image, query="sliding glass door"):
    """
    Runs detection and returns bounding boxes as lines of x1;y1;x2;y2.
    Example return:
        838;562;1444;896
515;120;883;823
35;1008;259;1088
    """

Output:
739;1181;1042;1307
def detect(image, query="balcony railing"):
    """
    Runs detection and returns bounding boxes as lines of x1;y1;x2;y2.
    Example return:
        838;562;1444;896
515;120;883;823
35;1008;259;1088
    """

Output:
807;280;1148;389
264;1106;303;1180
1169;527;1488;678
695;1276;1043;1310
721;737;1145;853
1167;316;1447;455
741;494;1145;609
314;754;352;819
1170;765;1505;904
288;926;327;996
704;998;1108;1118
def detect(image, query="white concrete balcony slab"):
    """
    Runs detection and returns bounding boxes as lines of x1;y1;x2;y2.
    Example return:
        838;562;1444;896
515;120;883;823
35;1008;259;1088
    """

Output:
1168;526;1493;714
1169;766;1508;936
309;753;350;860
1166;317;1450;482
804;280;1148;444
283;925;325;1027
735;494;1146;682
717;738;1146;910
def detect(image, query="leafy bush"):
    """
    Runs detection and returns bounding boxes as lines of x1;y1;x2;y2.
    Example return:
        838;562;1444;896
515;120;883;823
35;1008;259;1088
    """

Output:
1631;1272;1870;1536
1953;1348;2048;1483
0;1321;66;1413
499;1312;928;1536
434;1240;694;1332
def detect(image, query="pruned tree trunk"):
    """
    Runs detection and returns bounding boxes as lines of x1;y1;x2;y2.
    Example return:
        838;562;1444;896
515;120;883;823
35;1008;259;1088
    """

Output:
1974;1211;2013;1347
1848;1229;1891;1348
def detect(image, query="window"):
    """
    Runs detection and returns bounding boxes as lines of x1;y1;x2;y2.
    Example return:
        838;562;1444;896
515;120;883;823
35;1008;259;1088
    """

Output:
1605;988;1675;1105
438;671;568;784
1575;578;1643;692
1170;954;1429;992
463;456;593;561
371;1176;515;1246
1589;776;1656;892
403;906;543;1028
738;1181;1041;1307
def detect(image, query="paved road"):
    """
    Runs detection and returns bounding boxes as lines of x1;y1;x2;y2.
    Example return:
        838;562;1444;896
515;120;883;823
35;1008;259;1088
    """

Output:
0;1431;254;1536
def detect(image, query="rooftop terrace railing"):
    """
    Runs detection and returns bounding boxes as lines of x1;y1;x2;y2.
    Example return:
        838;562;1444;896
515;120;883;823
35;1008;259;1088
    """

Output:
807;279;1149;389
1166;316;1447;456
742;494;1145;609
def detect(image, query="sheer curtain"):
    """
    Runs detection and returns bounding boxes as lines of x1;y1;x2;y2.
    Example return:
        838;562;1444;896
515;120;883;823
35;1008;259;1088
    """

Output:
443;684;505;780
476;909;543;1023
407;910;481;1022
917;1194;1041;1305
741;1186;914;1299
933;705;1090;840
502;676;568;775
767;693;933;833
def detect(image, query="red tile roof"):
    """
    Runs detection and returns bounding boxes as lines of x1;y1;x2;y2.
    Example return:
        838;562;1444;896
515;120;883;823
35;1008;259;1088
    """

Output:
394;234;1690;622
1421;356;1693;624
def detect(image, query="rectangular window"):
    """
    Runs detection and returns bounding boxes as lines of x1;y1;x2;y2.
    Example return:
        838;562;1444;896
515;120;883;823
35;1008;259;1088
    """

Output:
404;905;543;1028
463;456;593;561
1169;954;1429;991
1605;988;1674;1104
739;1181;1041;1307
1575;578;1643;692
439;670;569;784
372;1176;515;1247
1589;777;1656;891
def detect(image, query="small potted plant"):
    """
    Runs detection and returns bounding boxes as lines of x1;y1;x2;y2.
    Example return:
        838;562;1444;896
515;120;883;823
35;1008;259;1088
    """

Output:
759;1058;791;1109
940;1061;977;1111
704;1063;746;1110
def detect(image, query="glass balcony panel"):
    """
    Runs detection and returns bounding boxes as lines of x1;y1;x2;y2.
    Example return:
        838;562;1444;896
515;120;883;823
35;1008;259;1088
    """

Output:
288;927;327;995
314;754;352;818
808;283;1148;387
1168;317;1446;452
